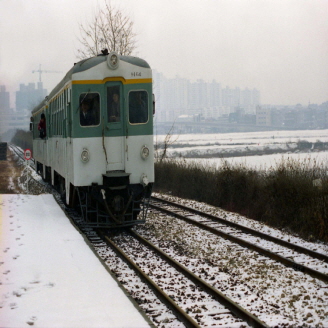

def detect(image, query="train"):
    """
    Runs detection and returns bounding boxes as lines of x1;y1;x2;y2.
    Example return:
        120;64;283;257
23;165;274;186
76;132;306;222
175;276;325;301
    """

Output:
30;51;154;228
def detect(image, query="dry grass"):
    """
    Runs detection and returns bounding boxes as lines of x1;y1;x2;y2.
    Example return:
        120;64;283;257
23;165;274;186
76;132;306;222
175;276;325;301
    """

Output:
154;158;328;242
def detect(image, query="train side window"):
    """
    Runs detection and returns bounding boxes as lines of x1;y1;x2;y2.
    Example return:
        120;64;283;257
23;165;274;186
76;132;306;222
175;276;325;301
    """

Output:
129;91;148;124
107;87;120;123
79;93;100;127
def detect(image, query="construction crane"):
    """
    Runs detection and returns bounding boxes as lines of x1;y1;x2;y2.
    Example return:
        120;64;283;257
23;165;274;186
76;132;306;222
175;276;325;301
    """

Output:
32;64;62;82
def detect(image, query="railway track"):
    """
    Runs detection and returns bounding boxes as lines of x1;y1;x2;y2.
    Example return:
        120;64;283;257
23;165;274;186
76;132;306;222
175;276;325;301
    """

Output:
96;228;269;328
150;196;328;284
8;144;48;195
8;143;36;169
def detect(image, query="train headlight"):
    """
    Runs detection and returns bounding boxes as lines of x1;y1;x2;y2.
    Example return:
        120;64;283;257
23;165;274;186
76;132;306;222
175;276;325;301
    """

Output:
107;52;119;70
81;148;90;163
141;145;150;160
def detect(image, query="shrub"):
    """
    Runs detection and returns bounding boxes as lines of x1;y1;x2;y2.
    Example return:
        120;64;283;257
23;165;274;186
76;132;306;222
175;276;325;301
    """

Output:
297;140;311;150
154;157;328;242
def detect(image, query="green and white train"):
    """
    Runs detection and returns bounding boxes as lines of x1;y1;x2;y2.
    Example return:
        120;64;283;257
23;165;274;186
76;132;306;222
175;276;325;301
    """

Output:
31;52;154;227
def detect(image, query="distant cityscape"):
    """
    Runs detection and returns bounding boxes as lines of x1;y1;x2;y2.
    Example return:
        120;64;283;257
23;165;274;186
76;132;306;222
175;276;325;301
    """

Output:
1;70;328;137
0;83;47;136
153;70;328;133
153;70;261;121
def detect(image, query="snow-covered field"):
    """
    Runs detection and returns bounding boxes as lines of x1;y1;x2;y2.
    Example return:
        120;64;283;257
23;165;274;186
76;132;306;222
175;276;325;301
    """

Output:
186;151;328;171
156;129;328;169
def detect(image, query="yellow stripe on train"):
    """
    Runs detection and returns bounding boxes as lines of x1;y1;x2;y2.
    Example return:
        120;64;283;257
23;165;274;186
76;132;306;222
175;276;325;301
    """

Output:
72;78;152;85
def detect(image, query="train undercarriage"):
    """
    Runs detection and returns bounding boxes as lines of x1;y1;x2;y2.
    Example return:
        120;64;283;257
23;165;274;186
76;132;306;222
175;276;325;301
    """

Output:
37;161;153;228
72;183;153;228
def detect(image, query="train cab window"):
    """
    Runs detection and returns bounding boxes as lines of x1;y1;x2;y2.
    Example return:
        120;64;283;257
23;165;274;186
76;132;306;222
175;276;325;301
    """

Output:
129;91;148;124
107;87;120;122
79;93;100;126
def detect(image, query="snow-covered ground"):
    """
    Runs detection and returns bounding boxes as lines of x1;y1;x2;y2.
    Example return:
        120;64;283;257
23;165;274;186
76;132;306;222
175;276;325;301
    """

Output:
1;190;328;327
156;129;328;169
184;151;328;171
156;129;328;149
142;194;328;327
0;193;151;328
2;134;328;327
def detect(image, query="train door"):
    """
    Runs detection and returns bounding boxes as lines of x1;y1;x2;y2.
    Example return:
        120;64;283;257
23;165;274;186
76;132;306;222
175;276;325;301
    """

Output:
105;83;125;171
65;88;73;199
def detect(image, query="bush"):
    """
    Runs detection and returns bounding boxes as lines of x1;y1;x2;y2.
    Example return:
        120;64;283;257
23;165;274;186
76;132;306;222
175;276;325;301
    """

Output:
154;158;328;242
297;140;311;150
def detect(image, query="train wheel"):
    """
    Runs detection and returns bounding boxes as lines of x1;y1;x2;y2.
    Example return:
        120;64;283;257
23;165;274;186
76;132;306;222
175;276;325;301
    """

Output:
36;161;43;176
68;183;77;208
59;177;66;204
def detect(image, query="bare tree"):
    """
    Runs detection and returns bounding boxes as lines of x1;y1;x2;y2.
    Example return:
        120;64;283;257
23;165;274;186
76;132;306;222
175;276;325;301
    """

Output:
77;1;137;59
155;123;179;163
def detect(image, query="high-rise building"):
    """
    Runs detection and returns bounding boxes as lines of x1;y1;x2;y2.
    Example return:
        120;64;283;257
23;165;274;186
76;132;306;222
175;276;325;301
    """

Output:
152;71;261;122
256;106;271;126
0;85;10;112
208;80;222;108
0;84;37;135
16;82;47;111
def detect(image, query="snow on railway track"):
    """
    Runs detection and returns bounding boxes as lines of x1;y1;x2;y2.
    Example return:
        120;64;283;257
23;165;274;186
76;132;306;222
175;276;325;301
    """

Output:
150;196;328;282
104;230;266;327
133;196;328;327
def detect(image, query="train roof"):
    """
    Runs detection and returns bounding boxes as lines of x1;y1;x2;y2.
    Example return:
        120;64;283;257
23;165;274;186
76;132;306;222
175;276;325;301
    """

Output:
31;54;150;115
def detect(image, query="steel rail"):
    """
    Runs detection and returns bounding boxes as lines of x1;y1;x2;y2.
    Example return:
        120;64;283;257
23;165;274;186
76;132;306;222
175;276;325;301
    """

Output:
150;202;328;284
130;230;269;328
97;230;201;328
151;196;328;263
8;144;24;159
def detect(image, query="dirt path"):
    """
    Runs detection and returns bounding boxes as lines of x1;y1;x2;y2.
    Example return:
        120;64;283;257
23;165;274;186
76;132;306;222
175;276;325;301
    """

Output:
0;149;25;194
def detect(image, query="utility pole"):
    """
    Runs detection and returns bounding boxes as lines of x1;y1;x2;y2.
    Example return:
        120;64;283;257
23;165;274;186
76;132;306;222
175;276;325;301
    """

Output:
32;64;62;82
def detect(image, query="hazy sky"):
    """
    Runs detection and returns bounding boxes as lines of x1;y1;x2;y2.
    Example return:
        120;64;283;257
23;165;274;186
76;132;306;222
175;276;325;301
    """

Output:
0;0;327;106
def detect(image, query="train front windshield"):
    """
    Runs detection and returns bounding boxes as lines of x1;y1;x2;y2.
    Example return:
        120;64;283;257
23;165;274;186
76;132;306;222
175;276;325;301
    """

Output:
129;91;148;124
79;93;100;127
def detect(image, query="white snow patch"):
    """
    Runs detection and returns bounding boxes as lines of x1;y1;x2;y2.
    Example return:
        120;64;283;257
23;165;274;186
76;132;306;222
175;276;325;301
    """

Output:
0;194;150;328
